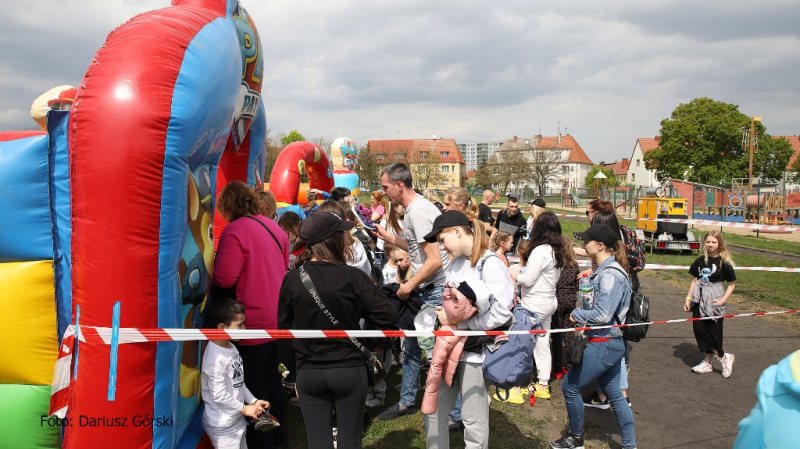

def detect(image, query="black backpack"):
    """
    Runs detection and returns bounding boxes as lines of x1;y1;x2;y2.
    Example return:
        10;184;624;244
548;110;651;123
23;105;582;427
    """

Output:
608;268;650;342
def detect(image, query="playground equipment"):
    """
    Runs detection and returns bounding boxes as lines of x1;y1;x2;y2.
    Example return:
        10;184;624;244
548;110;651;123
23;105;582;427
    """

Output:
0;1;267;448
637;186;701;254
691;178;794;229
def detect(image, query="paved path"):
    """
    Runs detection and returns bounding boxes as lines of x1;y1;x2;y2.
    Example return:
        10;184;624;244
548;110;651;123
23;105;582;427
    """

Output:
576;272;800;448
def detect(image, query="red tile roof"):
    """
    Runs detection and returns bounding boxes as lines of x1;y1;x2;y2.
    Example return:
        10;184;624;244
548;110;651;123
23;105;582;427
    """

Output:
599;158;630;176
637;137;661;154
536;135;593;165
775;135;800;168
367;139;466;164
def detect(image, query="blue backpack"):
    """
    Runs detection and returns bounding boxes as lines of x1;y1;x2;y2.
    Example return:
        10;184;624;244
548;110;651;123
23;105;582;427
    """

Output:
482;306;541;400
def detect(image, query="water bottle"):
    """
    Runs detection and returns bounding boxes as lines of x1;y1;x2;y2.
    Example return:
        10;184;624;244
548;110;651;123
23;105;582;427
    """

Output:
578;273;593;307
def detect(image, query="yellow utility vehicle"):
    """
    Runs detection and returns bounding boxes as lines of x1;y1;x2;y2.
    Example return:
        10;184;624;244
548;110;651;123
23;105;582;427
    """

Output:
637;187;701;254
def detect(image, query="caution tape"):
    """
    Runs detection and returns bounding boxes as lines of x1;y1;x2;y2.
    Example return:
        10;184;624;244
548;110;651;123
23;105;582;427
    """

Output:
68;309;800;345
547;213;800;232
573;261;800;272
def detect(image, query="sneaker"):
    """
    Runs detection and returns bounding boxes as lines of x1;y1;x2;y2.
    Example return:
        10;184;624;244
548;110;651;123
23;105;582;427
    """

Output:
492;387;525;404
448;420;465;432
533;383;551;400
721;353;735;378
550;433;585;449
692;358;713;374
583;392;610;410
376;403;417;420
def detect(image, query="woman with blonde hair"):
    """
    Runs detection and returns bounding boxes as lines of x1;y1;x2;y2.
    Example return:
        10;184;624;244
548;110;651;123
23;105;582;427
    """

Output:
443;187;479;219
423;188;444;211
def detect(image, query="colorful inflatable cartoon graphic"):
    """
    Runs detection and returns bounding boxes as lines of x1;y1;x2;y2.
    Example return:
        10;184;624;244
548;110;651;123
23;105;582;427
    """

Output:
269;141;335;215
0;1;267;448
0;129;62;449
331;137;360;196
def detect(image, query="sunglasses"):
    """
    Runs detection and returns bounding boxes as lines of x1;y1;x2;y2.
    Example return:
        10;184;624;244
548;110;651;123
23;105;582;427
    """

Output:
585;210;596;217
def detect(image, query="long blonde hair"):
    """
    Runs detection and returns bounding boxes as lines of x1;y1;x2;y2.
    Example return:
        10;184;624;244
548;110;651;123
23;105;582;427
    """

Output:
423;188;442;205
445;187;479;219
441;219;489;268
703;230;735;266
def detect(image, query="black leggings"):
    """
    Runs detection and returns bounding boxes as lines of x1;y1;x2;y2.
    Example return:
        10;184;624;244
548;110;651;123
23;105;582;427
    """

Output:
237;342;288;448
296;365;368;449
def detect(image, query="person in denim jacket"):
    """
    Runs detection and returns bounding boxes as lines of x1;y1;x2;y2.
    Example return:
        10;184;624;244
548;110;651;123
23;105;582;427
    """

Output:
550;224;636;449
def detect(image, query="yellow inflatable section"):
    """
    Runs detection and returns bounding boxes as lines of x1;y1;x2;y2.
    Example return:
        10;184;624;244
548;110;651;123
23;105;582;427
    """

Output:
0;260;58;386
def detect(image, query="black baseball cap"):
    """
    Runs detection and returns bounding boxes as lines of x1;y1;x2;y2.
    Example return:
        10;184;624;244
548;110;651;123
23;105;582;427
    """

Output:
530;198;546;208
299;212;355;245
423;210;471;243
573;224;619;247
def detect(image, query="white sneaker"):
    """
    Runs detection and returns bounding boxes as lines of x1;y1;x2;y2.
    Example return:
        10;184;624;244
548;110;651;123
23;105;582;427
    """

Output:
721;353;735;378
691;359;713;374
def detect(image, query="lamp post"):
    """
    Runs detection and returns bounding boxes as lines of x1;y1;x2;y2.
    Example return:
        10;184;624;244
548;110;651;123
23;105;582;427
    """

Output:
747;116;763;190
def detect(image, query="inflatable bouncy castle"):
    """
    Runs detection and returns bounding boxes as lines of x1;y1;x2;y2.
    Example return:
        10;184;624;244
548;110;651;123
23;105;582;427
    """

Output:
269;141;335;215
331;137;360;196
0;0;266;448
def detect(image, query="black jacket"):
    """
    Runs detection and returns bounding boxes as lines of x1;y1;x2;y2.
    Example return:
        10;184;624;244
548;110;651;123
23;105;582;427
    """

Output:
278;262;398;371
494;209;527;248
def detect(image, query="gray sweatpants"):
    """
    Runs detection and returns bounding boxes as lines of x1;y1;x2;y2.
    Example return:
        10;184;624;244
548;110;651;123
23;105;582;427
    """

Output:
423;361;489;449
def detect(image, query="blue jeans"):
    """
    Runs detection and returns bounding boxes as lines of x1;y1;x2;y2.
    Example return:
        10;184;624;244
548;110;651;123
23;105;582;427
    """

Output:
400;286;443;408
561;338;636;449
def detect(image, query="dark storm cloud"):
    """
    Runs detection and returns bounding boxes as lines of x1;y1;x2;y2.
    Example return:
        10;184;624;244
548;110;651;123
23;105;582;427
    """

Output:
1;0;797;161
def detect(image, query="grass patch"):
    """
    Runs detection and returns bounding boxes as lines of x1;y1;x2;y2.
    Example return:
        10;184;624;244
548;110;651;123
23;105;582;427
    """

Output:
707;232;800;255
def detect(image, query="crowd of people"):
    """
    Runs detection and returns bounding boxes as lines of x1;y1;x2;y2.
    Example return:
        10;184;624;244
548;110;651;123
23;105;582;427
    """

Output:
201;163;747;449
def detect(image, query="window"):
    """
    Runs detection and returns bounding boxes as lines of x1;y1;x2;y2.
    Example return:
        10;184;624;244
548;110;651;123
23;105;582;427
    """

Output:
442;165;450;173
394;153;405;159
440;151;449;157
375;153;386;160
632;173;636;182
492;167;500;175
636;159;640;166
419;166;428;173
420;152;428;159
451;165;455;172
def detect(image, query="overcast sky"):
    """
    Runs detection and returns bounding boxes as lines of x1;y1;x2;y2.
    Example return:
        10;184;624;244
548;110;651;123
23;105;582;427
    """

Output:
1;0;798;162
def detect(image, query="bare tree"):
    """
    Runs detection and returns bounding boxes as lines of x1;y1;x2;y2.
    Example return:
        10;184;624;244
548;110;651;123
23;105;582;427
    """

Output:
486;150;533;194
410;150;447;190
529;148;564;196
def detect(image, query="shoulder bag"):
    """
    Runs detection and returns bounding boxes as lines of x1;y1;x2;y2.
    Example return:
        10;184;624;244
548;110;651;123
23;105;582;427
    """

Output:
298;265;386;386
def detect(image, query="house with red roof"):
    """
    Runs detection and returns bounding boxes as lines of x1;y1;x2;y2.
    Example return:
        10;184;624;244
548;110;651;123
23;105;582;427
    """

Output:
776;135;800;192
598;158;631;184
493;134;594;191
628;137;661;189
367;138;467;189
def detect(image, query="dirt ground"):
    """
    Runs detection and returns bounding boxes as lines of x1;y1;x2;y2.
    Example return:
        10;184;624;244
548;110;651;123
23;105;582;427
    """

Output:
527;272;800;449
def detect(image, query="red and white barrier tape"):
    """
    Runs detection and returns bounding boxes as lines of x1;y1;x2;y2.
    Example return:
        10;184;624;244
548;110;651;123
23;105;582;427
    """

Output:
68;309;800;345
573;261;800;272
548;213;800;232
